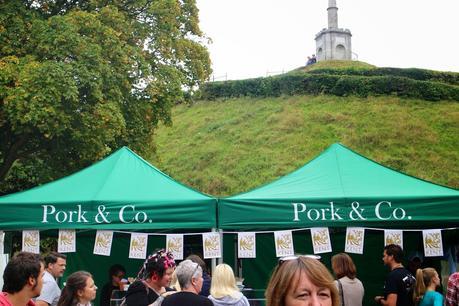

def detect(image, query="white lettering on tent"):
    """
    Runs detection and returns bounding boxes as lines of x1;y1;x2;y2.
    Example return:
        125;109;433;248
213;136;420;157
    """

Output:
292;203;306;221
349;202;366;220
41;205;88;223
374;201;408;220
95;206;111;223
42;205;55;223
119;205;149;224
292;202;343;222
375;201;391;220
120;205;135;223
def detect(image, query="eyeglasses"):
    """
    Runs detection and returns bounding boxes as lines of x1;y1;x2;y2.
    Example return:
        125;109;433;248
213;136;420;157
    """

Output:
278;254;321;265
191;262;201;278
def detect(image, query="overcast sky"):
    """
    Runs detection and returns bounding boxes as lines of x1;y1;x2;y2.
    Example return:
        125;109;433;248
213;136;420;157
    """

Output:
196;0;459;80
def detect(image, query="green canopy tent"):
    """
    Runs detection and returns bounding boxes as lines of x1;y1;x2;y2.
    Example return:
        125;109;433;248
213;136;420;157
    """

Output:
218;143;459;304
0;147;217;305
0;146;216;230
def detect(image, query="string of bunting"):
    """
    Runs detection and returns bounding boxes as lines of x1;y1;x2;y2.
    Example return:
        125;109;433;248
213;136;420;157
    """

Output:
16;226;458;259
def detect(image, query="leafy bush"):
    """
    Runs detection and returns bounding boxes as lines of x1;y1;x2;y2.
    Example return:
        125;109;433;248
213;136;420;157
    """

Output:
200;74;459;101
308;67;459;86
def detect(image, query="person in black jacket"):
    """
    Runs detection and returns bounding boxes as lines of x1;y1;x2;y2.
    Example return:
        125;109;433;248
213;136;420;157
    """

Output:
161;260;213;306
100;264;126;306
125;250;176;306
186;254;211;297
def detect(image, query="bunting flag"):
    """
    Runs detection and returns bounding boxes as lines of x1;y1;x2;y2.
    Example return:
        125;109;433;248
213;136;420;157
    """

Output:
0;231;4;254
422;229;443;257
202;232;221;259
345;227;365;254
238;232;256;258
274;230;294;257
22;230;40;254
311;227;332;254
384;230;403;248
93;230;114;256
166;234;184;260
129;233;148;259
58;230;76;253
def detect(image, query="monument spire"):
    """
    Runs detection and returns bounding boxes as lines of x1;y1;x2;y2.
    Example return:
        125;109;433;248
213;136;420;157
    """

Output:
327;0;338;29
315;0;352;61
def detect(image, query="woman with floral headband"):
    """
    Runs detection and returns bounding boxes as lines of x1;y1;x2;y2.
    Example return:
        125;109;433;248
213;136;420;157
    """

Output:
124;249;176;306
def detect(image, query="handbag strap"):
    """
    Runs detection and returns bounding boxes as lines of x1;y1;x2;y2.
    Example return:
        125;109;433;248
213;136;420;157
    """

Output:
337;279;345;306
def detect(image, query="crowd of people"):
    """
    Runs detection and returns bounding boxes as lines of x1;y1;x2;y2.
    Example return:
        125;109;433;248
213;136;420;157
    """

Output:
1;246;459;306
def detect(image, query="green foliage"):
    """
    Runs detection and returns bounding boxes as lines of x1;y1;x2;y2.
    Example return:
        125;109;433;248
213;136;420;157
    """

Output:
307;67;459;86
201;74;459;101
0;0;211;194
154;95;459;197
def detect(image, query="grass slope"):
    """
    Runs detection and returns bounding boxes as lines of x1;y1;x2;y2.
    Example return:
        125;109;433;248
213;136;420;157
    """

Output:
154;95;459;196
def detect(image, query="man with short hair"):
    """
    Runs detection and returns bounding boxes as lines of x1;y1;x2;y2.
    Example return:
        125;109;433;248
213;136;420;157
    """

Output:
0;252;45;306
375;244;415;306
35;252;66;306
446;272;459;306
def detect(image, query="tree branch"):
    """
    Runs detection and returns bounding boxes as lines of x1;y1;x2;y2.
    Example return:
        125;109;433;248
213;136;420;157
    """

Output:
0;135;30;182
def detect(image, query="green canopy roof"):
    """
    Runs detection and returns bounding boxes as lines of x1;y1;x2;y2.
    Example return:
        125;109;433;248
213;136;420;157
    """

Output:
0;147;216;230
219;143;459;230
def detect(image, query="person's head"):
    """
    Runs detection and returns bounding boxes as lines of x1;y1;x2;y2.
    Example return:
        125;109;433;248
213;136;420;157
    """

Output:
265;256;339;306
108;264;126;283
44;252;67;278
210;263;239;299
58;271;97;306
414;268;440;301
331;253;357;280
383;244;404;265
170;270;181;291
2;252;44;298
186;254;207;274
137;249;175;288
175;259;203;294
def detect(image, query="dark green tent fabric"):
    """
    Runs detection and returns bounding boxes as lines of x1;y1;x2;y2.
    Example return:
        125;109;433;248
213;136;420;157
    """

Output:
219;143;459;230
0;147;216;230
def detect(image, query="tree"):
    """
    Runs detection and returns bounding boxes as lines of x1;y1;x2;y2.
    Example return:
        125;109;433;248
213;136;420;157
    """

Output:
0;0;211;194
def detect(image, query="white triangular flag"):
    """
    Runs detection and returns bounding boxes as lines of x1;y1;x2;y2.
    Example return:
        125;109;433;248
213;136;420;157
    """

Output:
202;232;221;259
166;234;184;260
423;229;443;257
311;228;332;254
22;230;40;254
384;230;403;248
93;230;114;256
238;232;256;258
274;230;294;257
345;227;365;254
58;230;76;253
129;233;148;259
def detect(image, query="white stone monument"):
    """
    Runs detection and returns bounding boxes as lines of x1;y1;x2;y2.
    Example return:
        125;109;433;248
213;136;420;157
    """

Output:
315;0;352;61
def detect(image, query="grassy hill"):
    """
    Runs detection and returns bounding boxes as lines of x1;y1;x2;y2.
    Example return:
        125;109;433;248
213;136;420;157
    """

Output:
152;61;458;196
153;94;458;196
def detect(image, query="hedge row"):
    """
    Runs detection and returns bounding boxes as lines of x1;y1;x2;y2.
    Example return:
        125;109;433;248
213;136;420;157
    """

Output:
200;74;459;101
306;67;459;86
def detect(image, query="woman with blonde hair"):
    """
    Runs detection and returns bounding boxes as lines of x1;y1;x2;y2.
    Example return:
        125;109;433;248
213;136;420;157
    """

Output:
265;255;339;306
208;264;249;306
331;253;364;306
413;268;443;306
